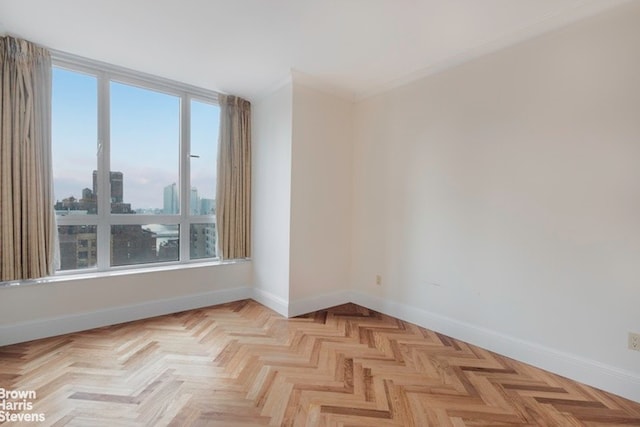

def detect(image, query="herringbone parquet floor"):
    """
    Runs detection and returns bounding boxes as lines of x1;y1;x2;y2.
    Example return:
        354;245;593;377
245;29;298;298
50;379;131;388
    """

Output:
1;300;639;426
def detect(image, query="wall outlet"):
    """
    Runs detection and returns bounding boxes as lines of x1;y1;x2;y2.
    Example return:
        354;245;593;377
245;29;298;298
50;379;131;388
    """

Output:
376;275;382;286
629;332;640;351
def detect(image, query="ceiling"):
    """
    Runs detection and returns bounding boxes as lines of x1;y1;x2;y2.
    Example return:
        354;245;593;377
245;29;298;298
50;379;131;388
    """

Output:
0;0;630;101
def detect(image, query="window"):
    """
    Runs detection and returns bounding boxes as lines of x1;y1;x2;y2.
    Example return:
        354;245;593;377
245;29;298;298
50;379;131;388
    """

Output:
52;57;219;273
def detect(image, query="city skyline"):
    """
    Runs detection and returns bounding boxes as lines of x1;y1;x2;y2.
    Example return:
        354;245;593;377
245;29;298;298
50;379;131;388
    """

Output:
55;170;215;215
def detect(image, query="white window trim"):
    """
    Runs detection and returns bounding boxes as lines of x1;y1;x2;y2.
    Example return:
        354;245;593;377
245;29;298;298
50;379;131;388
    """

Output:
52;50;220;275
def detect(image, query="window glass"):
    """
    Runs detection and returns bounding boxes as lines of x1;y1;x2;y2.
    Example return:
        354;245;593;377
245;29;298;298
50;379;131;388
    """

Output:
190;223;216;260
190;100;219;215
110;82;180;214
52;68;98;215
111;224;179;266
58;225;98;271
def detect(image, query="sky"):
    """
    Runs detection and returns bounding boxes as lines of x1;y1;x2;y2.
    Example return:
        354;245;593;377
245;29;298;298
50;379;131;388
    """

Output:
52;67;219;212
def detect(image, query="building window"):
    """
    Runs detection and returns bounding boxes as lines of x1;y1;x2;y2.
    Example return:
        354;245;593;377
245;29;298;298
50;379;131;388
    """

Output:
52;57;219;273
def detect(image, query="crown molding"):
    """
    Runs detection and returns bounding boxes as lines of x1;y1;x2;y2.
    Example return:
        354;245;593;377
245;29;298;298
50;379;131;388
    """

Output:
252;73;293;103
290;70;356;103
255;69;358;104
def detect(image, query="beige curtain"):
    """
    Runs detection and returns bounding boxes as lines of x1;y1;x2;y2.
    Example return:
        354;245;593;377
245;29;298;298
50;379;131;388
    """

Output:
0;37;55;281
216;94;251;260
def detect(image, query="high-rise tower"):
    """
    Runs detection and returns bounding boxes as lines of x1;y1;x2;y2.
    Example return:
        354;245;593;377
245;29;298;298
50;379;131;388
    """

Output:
163;183;179;214
92;170;124;203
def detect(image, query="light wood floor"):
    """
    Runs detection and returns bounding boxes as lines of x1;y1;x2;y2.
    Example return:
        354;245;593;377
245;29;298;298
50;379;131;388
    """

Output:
1;300;639;426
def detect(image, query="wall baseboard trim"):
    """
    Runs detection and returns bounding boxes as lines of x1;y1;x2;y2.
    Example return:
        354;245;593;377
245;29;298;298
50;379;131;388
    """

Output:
0;286;252;347
251;288;289;317
349;291;640;403
287;290;352;317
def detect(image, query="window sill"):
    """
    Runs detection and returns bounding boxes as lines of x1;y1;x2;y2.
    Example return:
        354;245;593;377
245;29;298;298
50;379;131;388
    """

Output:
0;259;250;289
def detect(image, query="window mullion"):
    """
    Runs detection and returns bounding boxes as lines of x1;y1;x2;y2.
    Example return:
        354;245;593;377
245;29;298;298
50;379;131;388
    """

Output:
180;94;191;262
96;72;111;271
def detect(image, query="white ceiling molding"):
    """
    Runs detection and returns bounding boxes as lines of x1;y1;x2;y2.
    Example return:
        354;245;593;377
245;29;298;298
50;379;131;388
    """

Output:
290;70;357;103
254;73;294;103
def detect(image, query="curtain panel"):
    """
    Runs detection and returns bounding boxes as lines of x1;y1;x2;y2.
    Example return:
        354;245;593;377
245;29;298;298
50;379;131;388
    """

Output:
0;36;55;281
216;94;251;260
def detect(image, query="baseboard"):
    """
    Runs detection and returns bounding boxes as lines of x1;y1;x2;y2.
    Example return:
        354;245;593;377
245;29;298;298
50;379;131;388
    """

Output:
0;286;298;347
0;286;252;347
287;290;353;317
251;288;289;317
349;291;640;403
252;288;353;318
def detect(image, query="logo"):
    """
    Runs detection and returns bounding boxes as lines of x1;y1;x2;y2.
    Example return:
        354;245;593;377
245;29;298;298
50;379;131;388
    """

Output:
0;388;46;423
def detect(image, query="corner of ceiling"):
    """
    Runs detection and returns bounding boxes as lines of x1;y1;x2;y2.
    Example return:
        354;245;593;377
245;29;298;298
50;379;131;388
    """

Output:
252;72;294;104
290;69;357;104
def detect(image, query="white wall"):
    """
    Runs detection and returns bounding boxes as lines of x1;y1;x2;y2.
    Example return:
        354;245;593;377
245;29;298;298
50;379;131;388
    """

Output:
289;84;354;303
251;82;293;312
352;1;640;391
0;262;252;345
251;80;355;315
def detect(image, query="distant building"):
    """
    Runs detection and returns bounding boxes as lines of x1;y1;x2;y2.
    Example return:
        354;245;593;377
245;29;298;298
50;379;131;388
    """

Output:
78;187;97;213
55;196;79;212
200;198;215;215
57;170;132;215
81;188;93;200
93;170;124;203
58;225;97;270
163;183;179;214
158;239;179;261
111;202;134;214
111;225;157;266
56;171;135;270
190;188;199;215
190;224;216;259
110;171;123;203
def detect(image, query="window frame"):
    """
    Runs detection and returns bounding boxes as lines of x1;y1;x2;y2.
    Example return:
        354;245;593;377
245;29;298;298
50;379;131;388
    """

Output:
52;51;219;275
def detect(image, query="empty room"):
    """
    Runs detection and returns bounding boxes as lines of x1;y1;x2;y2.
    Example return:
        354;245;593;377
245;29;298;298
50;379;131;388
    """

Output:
1;0;639;425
